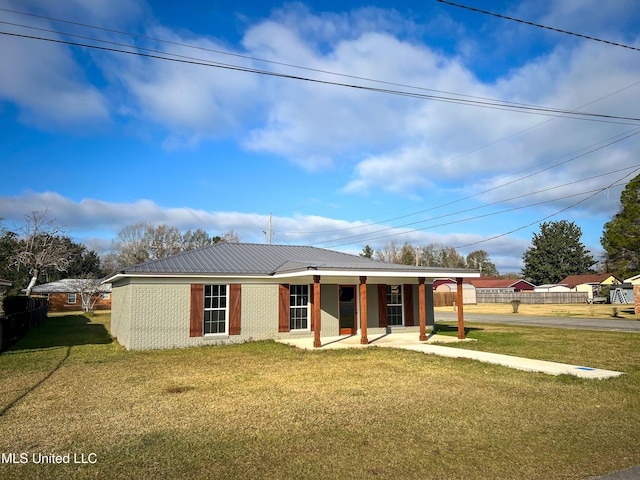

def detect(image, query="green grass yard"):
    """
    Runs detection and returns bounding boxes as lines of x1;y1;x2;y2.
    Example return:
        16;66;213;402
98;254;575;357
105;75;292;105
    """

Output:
0;312;639;479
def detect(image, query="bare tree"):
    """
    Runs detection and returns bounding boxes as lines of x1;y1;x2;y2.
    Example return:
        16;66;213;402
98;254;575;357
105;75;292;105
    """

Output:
217;229;241;243
182;228;215;251
374;240;402;263
12;210;72;296
146;224;182;259
110;221;151;267
108;224;242;269
69;276;106;313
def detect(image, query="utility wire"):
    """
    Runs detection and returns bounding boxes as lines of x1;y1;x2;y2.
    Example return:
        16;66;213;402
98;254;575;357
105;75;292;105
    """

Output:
449;167;640;252
271;79;640;220
278;129;640;235
0;6;611;110
322;169;638;249
3;7;638;248
1;30;640;125
316;169;637;248
436;0;640;53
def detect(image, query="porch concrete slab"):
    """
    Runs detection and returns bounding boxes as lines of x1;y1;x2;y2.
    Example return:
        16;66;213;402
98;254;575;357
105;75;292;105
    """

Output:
277;333;624;379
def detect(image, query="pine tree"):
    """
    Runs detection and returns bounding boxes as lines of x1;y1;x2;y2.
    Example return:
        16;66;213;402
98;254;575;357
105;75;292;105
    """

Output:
601;174;640;279
522;220;595;285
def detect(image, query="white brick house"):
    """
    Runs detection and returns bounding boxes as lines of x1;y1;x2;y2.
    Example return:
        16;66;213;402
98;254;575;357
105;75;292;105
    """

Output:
104;243;479;350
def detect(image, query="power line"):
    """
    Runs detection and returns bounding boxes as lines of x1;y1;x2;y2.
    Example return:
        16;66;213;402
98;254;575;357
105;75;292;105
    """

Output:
436;0;640;53
2;7;638;252
270;79;640;220
449;167;640;252
277;129;640;236
0;6;561;108
316;171;637;248
322;168;639;250
1;29;640;125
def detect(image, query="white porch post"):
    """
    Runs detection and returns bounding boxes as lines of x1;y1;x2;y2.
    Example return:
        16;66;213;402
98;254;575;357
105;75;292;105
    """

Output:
313;275;322;348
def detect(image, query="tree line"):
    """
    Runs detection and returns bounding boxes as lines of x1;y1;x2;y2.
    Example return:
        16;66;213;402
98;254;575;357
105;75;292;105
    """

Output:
361;241;500;277
0;173;638;297
101;222;240;272
0;213;239;298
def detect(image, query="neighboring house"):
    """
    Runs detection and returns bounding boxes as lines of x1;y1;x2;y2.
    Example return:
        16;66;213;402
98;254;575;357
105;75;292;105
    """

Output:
534;284;572;293
30;279;112;312
434;282;477;304
559;274;621;301
466;277;535;293
104;243;480;351
623;274;640;313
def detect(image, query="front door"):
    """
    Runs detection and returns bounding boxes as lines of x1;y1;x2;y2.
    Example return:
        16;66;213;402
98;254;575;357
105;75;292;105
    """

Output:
339;285;357;335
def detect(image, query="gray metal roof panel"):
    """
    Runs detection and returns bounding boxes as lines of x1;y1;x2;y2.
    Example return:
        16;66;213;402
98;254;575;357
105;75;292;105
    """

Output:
31;279;112;293
120;243;479;277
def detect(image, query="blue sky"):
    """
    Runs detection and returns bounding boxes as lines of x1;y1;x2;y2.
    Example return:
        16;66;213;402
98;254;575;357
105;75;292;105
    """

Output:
1;0;639;274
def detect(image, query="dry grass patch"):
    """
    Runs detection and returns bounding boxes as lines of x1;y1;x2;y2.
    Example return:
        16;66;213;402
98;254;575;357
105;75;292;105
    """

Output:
436;302;639;319
0;312;638;479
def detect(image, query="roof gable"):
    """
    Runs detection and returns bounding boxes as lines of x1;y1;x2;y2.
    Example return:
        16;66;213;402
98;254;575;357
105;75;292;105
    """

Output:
559;274;620;288
464;277;536;289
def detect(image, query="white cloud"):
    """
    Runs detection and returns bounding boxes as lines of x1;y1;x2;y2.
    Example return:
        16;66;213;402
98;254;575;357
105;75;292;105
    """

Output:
0;192;530;273
0;0;148;128
0;26;109;128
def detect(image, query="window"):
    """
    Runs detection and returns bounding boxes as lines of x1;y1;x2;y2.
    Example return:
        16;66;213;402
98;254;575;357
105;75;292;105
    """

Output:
67;293;77;304
204;285;227;335
102;293;111;300
289;285;309;330
387;285;403;326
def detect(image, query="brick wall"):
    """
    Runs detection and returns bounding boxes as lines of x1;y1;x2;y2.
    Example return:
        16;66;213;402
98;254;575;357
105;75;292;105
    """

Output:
47;292;112;311
634;285;640;315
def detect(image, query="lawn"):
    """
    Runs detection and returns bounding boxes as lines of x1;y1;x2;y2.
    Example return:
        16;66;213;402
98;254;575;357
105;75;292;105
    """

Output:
0;312;639;479
435;302;639;320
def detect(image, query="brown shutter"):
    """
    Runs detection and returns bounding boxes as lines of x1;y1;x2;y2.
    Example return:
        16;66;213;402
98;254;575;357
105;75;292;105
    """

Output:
229;284;241;335
403;284;414;326
190;284;204;337
278;284;290;332
377;284;388;328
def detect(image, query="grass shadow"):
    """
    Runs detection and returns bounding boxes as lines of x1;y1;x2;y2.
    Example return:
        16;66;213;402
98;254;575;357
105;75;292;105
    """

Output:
7;314;112;352
433;322;484;337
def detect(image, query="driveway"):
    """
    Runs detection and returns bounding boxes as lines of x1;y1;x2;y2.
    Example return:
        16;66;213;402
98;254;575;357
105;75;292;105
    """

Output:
436;311;640;332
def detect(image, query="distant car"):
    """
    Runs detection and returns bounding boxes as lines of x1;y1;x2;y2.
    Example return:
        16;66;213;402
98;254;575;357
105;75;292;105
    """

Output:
589;296;607;304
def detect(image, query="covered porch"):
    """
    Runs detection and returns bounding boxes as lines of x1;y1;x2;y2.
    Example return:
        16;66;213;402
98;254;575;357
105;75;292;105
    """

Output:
274;266;478;348
279;330;472;350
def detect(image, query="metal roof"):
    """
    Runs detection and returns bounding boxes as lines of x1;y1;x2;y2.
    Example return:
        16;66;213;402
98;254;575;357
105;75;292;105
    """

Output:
114;243;477;277
31;279;112;293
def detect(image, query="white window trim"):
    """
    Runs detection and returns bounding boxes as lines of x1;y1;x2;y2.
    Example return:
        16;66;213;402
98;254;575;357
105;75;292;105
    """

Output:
387;284;404;327
290;284;311;331
67;293;77;304
203;284;229;336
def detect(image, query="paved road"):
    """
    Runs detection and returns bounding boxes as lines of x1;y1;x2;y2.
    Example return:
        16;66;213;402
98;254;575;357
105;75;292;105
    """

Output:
436;311;640;332
591;465;640;479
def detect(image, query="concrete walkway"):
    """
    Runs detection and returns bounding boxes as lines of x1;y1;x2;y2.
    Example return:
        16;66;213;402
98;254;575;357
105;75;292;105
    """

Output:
278;333;624;379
